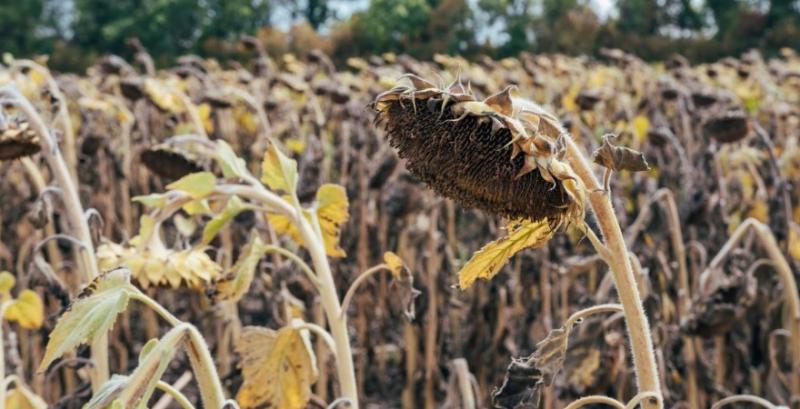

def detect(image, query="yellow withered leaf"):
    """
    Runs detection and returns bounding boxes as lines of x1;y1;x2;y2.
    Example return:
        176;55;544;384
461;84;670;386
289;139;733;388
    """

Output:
0;271;15;294
210;233;265;302
5;290;44;329
261;144;298;193
267;184;350;258
236;326;318;409
459;220;554;289
383;251;405;278
198;103;214;134
316;184;349;258
5;387;47;409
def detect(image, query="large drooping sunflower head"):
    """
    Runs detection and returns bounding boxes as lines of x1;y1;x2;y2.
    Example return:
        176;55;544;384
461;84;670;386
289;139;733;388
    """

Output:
372;74;584;226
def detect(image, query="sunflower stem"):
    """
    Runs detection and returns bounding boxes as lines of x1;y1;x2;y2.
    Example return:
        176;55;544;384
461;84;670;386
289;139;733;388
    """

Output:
0;84;109;391
564;136;662;408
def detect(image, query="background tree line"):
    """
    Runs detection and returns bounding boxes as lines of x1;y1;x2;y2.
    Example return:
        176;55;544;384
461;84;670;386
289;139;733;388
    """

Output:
3;0;800;71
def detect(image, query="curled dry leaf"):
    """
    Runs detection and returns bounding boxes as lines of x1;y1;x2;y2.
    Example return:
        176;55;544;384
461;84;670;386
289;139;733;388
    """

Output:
208;233;265;303
236;325;318;409
459;219;554;289
384;251;421;320
592;134;650;172
493;314;589;408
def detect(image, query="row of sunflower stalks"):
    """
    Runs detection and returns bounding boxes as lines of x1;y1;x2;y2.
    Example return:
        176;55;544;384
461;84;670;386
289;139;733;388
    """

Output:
0;42;798;409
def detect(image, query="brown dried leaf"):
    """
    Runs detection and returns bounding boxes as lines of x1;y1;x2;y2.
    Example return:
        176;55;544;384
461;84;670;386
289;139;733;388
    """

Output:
492;325;573;408
592;134;650;172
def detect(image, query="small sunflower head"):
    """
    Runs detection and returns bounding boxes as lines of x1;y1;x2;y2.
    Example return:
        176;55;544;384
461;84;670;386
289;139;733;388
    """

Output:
141;144;203;180
703;109;750;143
372;75;584;226
0;117;40;161
97;242;221;289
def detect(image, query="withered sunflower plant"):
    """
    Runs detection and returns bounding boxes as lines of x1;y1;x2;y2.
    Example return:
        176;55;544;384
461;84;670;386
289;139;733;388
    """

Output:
373;74;663;409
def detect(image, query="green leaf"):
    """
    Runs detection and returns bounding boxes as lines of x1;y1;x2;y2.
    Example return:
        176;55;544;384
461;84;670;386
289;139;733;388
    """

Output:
38;268;133;372
166;171;216;199
216;140;249;179
202;196;247;244
132;193;168;209
261;144;298;193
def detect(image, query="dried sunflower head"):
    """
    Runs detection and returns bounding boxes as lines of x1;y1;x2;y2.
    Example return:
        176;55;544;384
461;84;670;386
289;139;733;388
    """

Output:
372;75;584;226
140;144;203;180
97;242;221;289
0;117;41;161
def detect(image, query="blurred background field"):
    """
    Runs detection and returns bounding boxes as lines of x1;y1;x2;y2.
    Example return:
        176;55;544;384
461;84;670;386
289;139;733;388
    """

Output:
5;0;800;72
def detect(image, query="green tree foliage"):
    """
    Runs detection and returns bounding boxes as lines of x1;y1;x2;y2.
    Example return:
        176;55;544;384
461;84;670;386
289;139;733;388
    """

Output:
0;0;48;57
3;0;800;71
70;0;270;63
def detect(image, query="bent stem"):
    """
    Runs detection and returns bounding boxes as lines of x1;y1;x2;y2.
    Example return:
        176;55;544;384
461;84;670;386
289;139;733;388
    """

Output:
129;290;225;408
340;264;392;318
155;380;196;409
711;394;781;409
564;137;661;407
564;395;626;409
0;84;109;390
